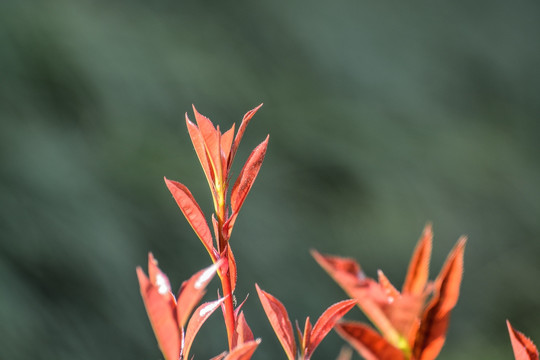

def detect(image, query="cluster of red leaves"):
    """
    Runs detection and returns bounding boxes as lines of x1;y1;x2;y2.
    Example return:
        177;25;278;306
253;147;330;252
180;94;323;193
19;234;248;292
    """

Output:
507;320;539;360
312;224;467;360
256;284;356;360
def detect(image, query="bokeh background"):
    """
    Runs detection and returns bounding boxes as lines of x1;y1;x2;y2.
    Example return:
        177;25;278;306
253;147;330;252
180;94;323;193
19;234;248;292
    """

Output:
1;0;539;359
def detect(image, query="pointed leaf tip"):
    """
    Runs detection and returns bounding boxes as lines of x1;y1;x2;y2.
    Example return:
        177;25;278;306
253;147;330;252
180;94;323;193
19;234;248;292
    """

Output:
403;223;433;295
255;284;296;360
335;322;405;360
507;320;539;360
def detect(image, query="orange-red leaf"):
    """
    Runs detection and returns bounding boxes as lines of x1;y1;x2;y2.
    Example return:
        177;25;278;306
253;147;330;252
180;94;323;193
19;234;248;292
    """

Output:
507;320;539;360
186;114;215;189
335;322;405;360
221;124;236;174
224;339;261;360
183;297;226;359
192;105;223;184
164;178;216;260
137;264;181;360
228;244;238;293
403;224;433;295
233;311;255;348
177;260;221;328
307;299;357;358
229;103;263;170
412;237;466;360
256;284;297;360
230;136;269;215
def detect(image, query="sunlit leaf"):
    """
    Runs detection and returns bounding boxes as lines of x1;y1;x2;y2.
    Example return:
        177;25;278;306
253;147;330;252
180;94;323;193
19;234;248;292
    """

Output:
403;224;433;295
221;124;236;174
233;311;255;347
177;260;221;328
507;320;539;360
412;237;466;360
230;136;269;215
192;105;223;184
229;103;263;170
335;321;405;360
224;339;261;360
307;299;357;358
164;178;216;260
137;265;181;360
186;114;215;189
255;284;297;360
183;297;226;359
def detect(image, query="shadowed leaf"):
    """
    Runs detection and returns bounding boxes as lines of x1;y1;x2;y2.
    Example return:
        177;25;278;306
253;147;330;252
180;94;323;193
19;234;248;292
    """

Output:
183;298;226;359
256;284;297;360
412;237;466;360
335;322;405;360
507;320;539;360
164;178;216;259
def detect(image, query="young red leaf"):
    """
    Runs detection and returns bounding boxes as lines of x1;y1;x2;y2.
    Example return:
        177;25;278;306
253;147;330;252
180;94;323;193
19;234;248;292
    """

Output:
164;178;216;260
311;250;402;347
412;237;466;360
307;299;357;358
224;339;261;360
177;260;222;328
402;224;433;295
335;321;405;360
137;266;181;360
233;311;255;348
507;320;539;360
230;136;269;216
183;297;227;359
228;244;238;293
255;284;297;360
377;270;400;300
221;124;236;173
302;317;312;357
229;103;263;170
192;105;223;184
186;114;215;189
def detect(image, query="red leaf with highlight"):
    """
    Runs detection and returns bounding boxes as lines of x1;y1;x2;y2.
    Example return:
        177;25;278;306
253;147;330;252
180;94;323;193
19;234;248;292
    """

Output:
307;299;357;358
507;320;539;360
412;237;466;360
335;322;405;360
224;339;261;360
229;104;263;169
231;136;269;215
183;297;226;359
177;260;221;328
403;224;433;295
192;105;223;183
186;114;215;188
256;284;297;360
137;264;180;360
221;124;236;173
164;178;216;259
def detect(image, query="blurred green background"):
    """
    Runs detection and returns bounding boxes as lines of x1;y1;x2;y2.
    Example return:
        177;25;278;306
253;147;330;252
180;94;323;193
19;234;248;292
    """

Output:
1;0;539;359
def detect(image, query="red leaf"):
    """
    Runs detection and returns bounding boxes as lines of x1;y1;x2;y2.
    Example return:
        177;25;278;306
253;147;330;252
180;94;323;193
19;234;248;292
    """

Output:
412;237;466;360
306;299;357;358
229;104;263;170
335;322;405;360
507;320;539;360
228;244;238;293
192;105;223;184
311;250;401;347
177;260;221;328
377;270;400;300
233;311;255;347
230;136;269;215
224;339;261;360
137;264;181;360
402;224;433;296
255;284;297;360
183;297;226;359
221;124;236;173
164;178;216;260
186;114;215;189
